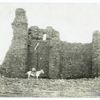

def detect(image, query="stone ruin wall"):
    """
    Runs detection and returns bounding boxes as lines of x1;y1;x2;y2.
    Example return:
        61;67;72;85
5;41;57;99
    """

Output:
92;31;100;77
28;26;60;78
1;8;28;78
1;8;100;79
60;42;92;79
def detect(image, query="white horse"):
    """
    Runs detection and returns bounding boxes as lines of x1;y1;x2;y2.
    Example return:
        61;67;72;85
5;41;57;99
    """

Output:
26;69;44;79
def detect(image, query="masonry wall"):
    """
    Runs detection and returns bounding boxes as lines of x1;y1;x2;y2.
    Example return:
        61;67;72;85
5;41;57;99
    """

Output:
28;39;92;79
28;40;49;78
60;42;92;79
28;26;61;78
1;8;99;79
1;8;28;78
48;40;61;79
92;31;100;77
26;19;96;79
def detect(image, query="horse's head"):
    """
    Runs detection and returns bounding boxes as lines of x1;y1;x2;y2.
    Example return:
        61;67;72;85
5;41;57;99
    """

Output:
41;69;44;74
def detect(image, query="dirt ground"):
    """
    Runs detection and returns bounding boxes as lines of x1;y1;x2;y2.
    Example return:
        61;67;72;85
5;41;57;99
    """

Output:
0;77;100;97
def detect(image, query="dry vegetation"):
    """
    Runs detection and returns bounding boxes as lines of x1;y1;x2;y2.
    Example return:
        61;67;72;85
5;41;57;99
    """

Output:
0;77;100;97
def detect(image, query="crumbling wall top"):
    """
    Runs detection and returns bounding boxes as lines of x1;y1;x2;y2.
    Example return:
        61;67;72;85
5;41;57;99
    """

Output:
28;26;60;41
93;30;100;36
12;8;27;25
15;8;26;17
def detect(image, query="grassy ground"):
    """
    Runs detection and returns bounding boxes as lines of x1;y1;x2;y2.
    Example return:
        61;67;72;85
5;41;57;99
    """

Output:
0;77;100;97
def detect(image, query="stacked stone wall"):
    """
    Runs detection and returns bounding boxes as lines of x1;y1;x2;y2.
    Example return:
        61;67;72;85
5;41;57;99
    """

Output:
92;31;100;77
48;40;61;79
60;42;92;79
1;8;100;79
1;8;28;78
29;40;49;78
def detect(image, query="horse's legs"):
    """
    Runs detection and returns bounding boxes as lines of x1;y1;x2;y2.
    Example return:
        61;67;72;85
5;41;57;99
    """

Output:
28;74;30;79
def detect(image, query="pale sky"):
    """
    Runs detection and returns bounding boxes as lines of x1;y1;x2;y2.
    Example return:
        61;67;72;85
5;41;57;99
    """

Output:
0;3;100;64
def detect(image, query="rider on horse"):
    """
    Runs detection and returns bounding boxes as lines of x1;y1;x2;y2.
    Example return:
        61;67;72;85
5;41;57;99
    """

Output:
31;68;36;77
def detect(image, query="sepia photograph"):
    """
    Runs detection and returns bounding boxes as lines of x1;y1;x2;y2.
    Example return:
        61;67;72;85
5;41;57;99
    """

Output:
0;1;100;97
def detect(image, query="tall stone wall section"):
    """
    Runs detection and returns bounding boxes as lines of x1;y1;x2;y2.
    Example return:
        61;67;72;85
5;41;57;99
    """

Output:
28;26;61;78
44;27;61;78
60;42;92;79
48;40;61;78
1;8;28;78
92;31;100;77
28;40;49;78
28;26;50;78
28;25;93;79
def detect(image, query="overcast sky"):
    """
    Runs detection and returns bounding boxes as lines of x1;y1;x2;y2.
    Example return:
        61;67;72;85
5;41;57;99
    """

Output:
0;3;100;64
